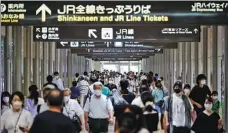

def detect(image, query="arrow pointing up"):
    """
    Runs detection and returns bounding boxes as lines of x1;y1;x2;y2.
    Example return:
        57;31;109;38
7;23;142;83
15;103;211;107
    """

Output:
88;29;97;38
193;28;198;34
36;4;51;22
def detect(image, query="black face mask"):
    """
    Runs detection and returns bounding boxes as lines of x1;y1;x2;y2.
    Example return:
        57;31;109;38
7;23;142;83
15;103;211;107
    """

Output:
174;89;181;93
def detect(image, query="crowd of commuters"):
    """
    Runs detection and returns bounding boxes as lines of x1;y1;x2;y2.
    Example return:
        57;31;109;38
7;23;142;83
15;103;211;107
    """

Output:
0;70;225;133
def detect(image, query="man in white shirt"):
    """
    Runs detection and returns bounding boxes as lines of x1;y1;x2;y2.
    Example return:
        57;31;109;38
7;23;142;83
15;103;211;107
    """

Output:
52;71;64;90
84;83;114;133
62;88;85;130
165;81;193;133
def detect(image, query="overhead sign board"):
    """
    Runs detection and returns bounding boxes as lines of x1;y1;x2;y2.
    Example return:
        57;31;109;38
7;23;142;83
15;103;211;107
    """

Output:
33;25;200;42
56;41;178;49
71;48;163;53
92;57;142;61
1;2;228;25
75;52;155;56
85;55;149;58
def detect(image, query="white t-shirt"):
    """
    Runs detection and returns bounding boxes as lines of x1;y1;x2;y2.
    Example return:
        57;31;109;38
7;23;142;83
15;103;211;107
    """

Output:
1;109;33;133
172;93;193;127
84;94;113;119
63;99;84;119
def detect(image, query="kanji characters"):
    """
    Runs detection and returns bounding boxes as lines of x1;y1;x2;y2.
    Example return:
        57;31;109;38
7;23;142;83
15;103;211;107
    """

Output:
86;5;96;14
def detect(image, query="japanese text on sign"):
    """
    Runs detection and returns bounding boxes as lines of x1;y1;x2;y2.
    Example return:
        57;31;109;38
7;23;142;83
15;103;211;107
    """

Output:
57;4;169;22
1;3;26;23
191;2;228;12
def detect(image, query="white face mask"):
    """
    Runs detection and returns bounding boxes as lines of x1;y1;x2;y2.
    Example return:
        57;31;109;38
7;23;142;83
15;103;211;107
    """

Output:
201;80;206;85
109;81;113;84
94;90;102;96
12;101;23;109
55;76;59;79
3;97;9;103
184;89;191;96
204;103;212;110
64;96;70;103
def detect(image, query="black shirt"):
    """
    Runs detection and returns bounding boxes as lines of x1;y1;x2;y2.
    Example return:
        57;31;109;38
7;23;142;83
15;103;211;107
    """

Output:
189;85;211;106
29;110;76;133
192;112;220;133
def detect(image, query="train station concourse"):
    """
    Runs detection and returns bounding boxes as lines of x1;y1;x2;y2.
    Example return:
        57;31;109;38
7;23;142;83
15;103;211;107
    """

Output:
0;1;228;133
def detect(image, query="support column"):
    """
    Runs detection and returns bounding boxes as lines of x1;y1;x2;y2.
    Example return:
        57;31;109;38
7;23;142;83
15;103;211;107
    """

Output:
15;27;23;92
34;42;40;90
194;42;199;83
223;26;228;132
24;27;32;96
202;27;208;75
5;26;12;92
211;26;218;91
182;43;186;83
59;50;64;78
43;43;48;84
49;42;54;75
67;50;72;87
186;42;191;84
55;48;60;72
191;42;196;87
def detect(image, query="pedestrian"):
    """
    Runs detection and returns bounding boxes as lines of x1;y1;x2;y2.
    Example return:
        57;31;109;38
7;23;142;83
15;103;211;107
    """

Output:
29;89;76;133
84;83;114;133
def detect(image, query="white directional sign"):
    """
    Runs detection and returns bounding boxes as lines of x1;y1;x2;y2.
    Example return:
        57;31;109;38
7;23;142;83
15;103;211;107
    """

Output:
36;4;51;22
88;29;97;38
36;34;41;39
60;41;68;46
193;28;198;34
36;28;40;32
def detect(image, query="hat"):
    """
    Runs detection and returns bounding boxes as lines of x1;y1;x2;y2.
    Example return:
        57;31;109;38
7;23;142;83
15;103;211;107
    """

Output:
173;81;183;89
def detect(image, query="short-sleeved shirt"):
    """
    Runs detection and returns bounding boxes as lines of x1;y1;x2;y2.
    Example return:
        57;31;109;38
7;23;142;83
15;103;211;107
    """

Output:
1;109;33;133
84;94;113;119
152;88;168;103
63;99;84;119
191;112;220;133
189;85;211;107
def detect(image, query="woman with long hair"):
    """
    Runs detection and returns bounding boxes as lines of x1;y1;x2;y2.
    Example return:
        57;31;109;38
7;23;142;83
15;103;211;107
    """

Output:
25;85;44;117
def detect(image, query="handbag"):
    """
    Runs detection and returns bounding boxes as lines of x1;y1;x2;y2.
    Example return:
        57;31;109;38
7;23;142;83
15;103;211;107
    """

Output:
64;107;82;133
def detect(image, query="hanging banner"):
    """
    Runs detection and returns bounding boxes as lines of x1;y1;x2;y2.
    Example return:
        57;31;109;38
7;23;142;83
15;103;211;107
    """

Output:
33;25;200;42
75;52;155;56
71;48;163;53
56;41;178;49
85;55;149;58
92;57;142;61
1;1;228;25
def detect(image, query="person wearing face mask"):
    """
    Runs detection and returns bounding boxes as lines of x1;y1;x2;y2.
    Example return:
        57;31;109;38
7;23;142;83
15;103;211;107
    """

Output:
164;81;193;133
37;88;51;114
105;78;117;91
1;91;11;114
189;74;211;116
62;88;85;132
1;91;33;133
52;71;65;90
84;82;114;133
152;80;168;115
211;91;220;114
192;97;223;133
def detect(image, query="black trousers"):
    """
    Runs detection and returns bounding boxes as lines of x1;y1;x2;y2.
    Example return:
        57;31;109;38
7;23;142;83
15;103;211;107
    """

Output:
89;118;109;133
173;126;191;133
